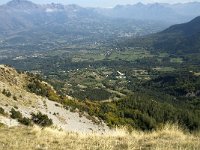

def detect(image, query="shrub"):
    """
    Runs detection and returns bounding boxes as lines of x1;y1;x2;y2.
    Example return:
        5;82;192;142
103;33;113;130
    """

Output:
2;89;11;97
13;96;17;101
31;112;53;127
19;117;32;126
0;123;4;127
10;108;32;126
10;108;22;119
0;107;5;115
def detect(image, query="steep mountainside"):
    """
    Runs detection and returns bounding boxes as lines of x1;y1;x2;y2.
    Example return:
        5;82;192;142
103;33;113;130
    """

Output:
0;65;109;133
127;16;200;54
162;16;200;36
153;16;200;54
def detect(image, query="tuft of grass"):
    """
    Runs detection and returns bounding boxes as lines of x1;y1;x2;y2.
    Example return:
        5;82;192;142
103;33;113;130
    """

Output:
0;124;199;150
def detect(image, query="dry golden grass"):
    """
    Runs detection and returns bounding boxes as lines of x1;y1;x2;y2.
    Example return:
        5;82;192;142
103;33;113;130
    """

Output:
0;124;199;150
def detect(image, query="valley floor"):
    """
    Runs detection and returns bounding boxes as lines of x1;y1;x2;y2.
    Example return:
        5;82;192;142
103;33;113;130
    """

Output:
0;124;199;150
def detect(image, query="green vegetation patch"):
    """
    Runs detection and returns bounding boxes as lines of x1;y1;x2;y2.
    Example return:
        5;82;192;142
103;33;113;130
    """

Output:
153;67;175;72
108;50;153;61
170;58;183;63
31;112;53;127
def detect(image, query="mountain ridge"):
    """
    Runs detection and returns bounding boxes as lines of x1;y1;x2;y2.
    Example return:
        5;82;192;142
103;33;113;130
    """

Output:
98;2;200;24
5;0;39;9
162;16;200;36
154;16;200;53
0;0;200;40
127;16;200;54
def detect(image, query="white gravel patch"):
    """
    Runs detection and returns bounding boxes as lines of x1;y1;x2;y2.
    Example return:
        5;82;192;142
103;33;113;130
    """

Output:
0;98;110;134
0;116;19;127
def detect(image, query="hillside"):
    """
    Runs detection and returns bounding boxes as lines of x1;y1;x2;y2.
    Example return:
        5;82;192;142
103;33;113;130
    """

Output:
153;16;200;54
0;65;109;133
162;16;200;36
127;16;200;54
0;124;199;150
0;63;199;132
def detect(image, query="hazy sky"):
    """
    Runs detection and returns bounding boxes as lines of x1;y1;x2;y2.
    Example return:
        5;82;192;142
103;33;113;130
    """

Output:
1;0;200;7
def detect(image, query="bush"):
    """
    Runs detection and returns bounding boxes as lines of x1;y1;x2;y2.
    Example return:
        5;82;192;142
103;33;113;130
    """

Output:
0;107;5;115
0;123;4;127
10;108;22;119
13;96;17;101
2;89;11;97
31;112;53;127
10;108;32;126
19;117;32;126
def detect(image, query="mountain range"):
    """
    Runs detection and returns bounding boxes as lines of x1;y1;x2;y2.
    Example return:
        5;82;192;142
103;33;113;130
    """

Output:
0;0;169;48
0;0;98;36
1;0;200;42
98;2;200;24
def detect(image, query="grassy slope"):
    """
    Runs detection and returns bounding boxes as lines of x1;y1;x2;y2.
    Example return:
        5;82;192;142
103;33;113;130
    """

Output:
0;124;199;150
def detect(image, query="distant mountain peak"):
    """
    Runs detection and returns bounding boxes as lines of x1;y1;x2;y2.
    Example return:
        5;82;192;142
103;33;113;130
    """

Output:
135;2;144;6
8;0;25;3
45;3;64;9
7;0;31;5
6;0;38;9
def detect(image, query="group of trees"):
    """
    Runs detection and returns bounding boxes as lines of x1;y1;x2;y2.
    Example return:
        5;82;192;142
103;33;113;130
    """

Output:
145;72;200;97
71;88;111;101
27;78;60;102
62;91;200;131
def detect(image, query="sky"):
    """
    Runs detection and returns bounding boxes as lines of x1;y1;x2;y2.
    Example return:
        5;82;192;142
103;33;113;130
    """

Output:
0;0;200;7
